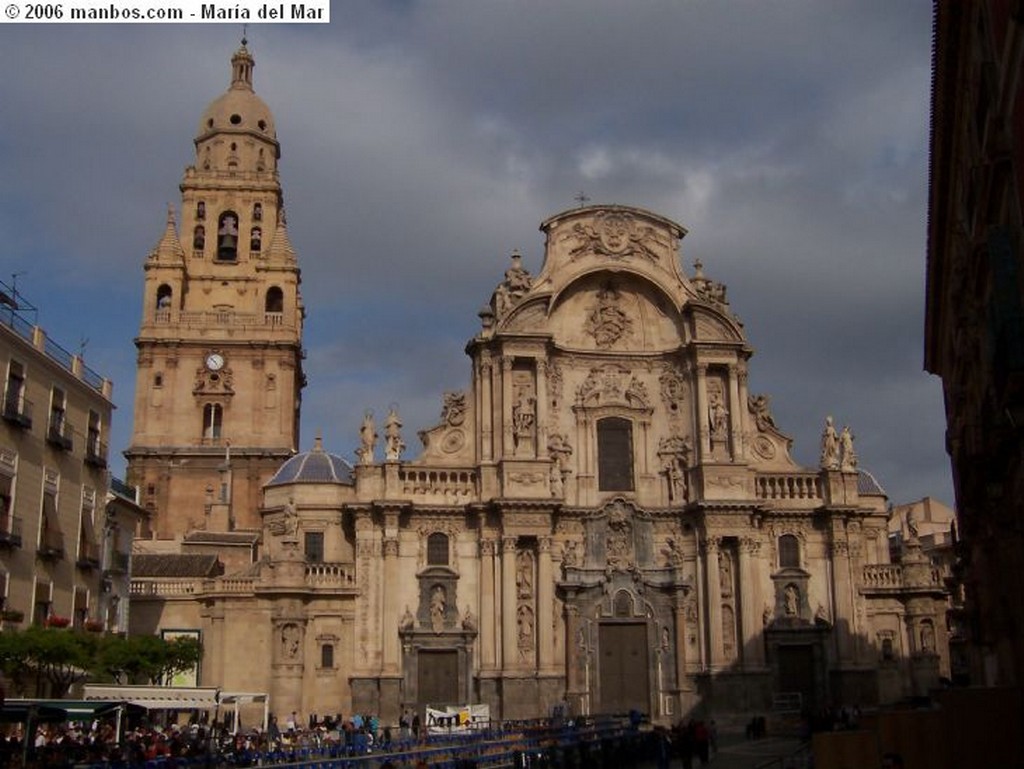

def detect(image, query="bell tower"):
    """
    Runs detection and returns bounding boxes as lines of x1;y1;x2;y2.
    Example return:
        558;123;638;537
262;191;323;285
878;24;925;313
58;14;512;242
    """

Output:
126;41;305;538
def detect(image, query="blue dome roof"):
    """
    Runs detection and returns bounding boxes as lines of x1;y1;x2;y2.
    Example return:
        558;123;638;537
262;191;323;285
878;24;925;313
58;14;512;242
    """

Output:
268;437;354;486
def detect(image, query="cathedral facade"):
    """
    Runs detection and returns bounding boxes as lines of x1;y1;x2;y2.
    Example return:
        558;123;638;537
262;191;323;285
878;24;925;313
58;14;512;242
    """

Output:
129;46;949;725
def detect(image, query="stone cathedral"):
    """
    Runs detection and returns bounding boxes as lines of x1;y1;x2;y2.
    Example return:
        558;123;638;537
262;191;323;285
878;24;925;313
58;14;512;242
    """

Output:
128;45;950;725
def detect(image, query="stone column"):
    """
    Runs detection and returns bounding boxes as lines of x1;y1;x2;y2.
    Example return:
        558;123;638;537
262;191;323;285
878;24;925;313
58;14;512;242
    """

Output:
502;357;515;457
695;364;711;459
537;536;554;671
673;588;689;691
382;535;400;673
727;364;742;461
830;527;855;664
704;536;725;669
736;364;750;461
501;535;518;670
535;360;549;459
480;538;497;670
354;511;376;675
480;354;493;462
738;537;764;668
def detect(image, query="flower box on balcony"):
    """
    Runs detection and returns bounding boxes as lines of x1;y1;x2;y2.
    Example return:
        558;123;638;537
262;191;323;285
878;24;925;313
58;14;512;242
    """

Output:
1;609;24;623
84;619;104;632
45;615;70;628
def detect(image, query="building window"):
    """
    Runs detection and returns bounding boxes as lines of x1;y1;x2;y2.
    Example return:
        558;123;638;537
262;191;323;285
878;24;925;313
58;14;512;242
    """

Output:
48;387;70;450
193;225;205;251
321;643;334;669
216;211;239;261
3;360;29;426
427;532;449;566
0;473;12;529
304;531;324;563
265;287;284;313
253;202;262;221
778;535;800;569
250;227;262;253
202;404;223;440
33;581;51;626
597;417;634;491
156;284;173;310
196;201;206;220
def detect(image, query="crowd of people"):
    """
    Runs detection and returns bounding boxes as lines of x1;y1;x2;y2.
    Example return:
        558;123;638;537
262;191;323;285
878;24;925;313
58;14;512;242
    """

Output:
652;718;718;769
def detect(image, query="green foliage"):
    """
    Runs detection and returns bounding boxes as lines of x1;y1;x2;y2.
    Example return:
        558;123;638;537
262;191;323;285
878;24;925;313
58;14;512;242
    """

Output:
0;627;203;696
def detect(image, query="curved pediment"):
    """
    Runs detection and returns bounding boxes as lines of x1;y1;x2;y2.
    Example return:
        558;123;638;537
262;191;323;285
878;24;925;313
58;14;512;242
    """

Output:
688;304;746;343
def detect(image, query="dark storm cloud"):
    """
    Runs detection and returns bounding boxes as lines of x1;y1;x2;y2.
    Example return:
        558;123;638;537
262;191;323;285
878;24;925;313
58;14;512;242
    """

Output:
0;2;951;505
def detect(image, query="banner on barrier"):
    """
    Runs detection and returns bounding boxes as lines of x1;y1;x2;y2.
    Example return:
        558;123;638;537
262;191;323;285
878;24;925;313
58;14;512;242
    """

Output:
425;703;490;733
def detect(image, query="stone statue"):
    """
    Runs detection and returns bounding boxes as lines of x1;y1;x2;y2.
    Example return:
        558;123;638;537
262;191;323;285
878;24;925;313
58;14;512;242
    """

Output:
763;604;774;627
839;425;857;472
905;508;920;540
384;407;405;461
512;391;535;439
815;603;831;626
517;604;534;648
430;585;446;633
516;550;534;598
820;416;839;470
462;606;477;632
400;606;415;631
708;392;729;441
357;411;377;465
282;497;298;538
784;584;799;616
719;556;733;597
920;621;935;653
281;623;300;659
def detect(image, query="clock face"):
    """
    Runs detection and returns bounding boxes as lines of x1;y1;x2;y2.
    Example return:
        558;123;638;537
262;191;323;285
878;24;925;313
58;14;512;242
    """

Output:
205;353;225;371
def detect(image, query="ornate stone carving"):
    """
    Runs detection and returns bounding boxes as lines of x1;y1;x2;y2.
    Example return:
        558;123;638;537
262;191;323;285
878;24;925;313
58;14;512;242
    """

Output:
708;390;729;444
429;584;447;633
516;550;534;599
548;433;574;498
493;250;533;319
441;391;467;427
568;211;661;262
509;472;545;485
659;367;687;413
751;435;777;461
662;538;685;567
657;434;692;503
561;539;580;567
547;361;563;406
624;377;650;408
748;394;777;432
605;500;635;570
719;553;734;598
585;284;633;348
280;622;301;660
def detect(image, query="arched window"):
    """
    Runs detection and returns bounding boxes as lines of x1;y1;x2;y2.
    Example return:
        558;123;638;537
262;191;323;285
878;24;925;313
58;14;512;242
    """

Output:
216;211;239;261
202;404;223;440
252;202;262;221
196;201;206;220
427;532;449;566
265;287;284;313
250;227;262;252
597;417;634;491
778;534;800;569
156;284;173;310
193;225;205;250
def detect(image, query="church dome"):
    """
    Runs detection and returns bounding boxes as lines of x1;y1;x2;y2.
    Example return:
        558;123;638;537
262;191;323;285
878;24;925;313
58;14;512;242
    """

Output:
268;437;354;486
197;43;277;141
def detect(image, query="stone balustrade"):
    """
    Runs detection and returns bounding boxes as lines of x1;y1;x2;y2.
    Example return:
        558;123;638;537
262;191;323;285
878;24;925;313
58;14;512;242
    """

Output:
306;562;356;586
130;579;201;596
398;467;477;501
862;564;904;588
755;472;823;502
152;310;295;330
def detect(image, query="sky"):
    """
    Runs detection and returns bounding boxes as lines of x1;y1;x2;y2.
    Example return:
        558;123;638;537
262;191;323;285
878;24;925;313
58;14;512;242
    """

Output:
0;2;954;507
